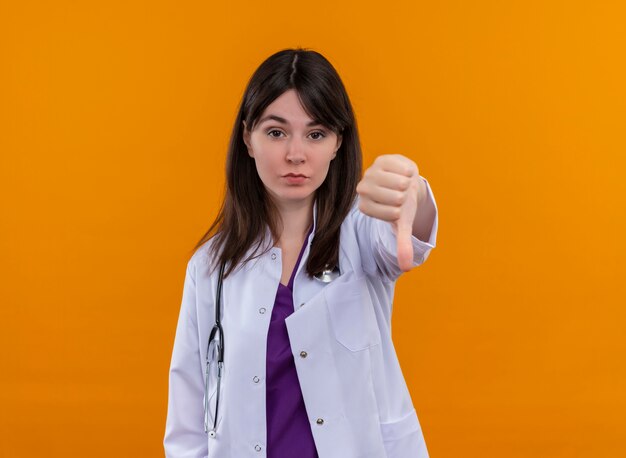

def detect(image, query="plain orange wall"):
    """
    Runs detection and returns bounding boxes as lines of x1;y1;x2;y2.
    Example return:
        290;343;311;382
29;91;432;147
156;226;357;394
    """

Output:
1;1;625;457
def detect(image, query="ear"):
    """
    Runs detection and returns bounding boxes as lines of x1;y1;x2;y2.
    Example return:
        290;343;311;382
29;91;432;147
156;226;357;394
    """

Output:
332;133;342;160
242;121;254;157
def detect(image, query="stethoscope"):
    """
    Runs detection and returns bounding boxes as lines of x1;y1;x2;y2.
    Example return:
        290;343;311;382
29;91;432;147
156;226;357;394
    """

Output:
203;259;340;437
204;260;225;437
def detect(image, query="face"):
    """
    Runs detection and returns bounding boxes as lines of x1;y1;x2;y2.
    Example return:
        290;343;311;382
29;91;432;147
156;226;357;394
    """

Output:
243;89;342;209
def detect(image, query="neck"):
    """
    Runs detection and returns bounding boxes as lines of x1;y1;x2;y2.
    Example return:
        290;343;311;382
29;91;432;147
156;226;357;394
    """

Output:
273;197;314;246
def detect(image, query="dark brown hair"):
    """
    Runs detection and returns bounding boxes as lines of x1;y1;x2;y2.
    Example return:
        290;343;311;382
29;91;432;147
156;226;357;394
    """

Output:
192;47;363;279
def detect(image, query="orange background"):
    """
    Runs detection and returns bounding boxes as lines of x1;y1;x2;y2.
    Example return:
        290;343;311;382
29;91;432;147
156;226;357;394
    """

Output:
1;1;625;457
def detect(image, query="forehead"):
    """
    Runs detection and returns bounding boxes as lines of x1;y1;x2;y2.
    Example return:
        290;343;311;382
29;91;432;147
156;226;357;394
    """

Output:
257;89;317;125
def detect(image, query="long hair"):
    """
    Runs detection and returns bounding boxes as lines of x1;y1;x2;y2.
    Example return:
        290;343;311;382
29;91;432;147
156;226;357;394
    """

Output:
192;47;363;279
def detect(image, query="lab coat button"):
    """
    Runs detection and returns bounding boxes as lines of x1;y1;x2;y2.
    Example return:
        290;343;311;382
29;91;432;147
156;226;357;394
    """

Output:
316;418;324;425
259;307;266;314
300;302;305;307
254;444;262;451
300;351;308;358
253;376;260;383
271;253;277;260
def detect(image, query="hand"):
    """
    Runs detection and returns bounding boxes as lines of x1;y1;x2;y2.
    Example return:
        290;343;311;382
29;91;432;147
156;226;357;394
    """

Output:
356;154;423;272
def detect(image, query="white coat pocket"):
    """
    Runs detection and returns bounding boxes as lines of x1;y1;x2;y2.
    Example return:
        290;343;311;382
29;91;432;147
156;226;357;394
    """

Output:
380;408;429;457
324;275;382;352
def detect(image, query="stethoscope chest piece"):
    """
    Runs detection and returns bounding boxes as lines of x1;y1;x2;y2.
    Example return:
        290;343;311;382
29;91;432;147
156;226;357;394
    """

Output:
314;265;340;283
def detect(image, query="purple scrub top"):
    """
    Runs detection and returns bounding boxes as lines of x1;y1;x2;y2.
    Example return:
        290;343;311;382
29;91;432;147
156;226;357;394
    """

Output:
266;224;319;457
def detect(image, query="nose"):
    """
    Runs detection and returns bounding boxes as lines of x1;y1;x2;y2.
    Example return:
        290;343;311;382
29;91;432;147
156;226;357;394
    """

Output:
285;137;306;164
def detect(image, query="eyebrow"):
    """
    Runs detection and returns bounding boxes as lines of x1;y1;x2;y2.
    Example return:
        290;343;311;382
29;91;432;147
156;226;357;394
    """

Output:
258;114;322;127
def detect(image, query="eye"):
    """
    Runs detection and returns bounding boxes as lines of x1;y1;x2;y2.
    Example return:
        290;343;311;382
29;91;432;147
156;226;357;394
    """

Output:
265;129;327;140
267;129;284;138
310;131;326;140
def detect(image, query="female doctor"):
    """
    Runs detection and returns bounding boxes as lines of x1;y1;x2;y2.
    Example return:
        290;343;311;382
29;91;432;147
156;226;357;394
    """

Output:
164;48;439;458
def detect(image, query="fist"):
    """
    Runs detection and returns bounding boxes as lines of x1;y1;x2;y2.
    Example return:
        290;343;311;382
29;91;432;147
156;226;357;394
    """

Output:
356;154;423;272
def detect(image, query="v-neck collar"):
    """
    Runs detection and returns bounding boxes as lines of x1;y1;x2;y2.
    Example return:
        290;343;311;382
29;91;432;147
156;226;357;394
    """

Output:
282;222;315;290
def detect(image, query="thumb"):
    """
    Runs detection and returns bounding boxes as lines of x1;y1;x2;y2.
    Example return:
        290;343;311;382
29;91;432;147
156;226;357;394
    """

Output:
395;190;417;272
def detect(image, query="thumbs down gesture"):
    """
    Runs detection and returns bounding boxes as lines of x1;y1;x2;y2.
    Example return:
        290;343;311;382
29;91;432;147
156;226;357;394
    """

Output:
356;154;429;272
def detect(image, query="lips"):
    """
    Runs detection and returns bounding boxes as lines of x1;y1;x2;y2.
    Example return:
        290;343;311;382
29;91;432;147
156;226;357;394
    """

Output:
283;174;308;184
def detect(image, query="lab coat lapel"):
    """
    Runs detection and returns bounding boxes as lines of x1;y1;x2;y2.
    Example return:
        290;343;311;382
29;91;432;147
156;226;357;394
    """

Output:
284;276;357;457
284;272;387;458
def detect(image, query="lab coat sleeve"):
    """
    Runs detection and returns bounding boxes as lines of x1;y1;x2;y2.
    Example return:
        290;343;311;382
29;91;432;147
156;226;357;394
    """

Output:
164;257;208;458
352;175;439;283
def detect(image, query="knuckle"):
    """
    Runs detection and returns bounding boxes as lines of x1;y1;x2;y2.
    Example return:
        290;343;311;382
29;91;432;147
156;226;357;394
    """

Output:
394;192;405;206
357;182;369;196
403;158;417;175
375;155;388;166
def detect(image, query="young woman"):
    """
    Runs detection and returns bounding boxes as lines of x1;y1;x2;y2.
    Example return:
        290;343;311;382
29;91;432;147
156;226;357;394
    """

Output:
164;48;438;458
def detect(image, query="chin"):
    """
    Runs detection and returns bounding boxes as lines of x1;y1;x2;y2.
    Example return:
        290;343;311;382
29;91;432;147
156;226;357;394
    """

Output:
273;190;315;203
